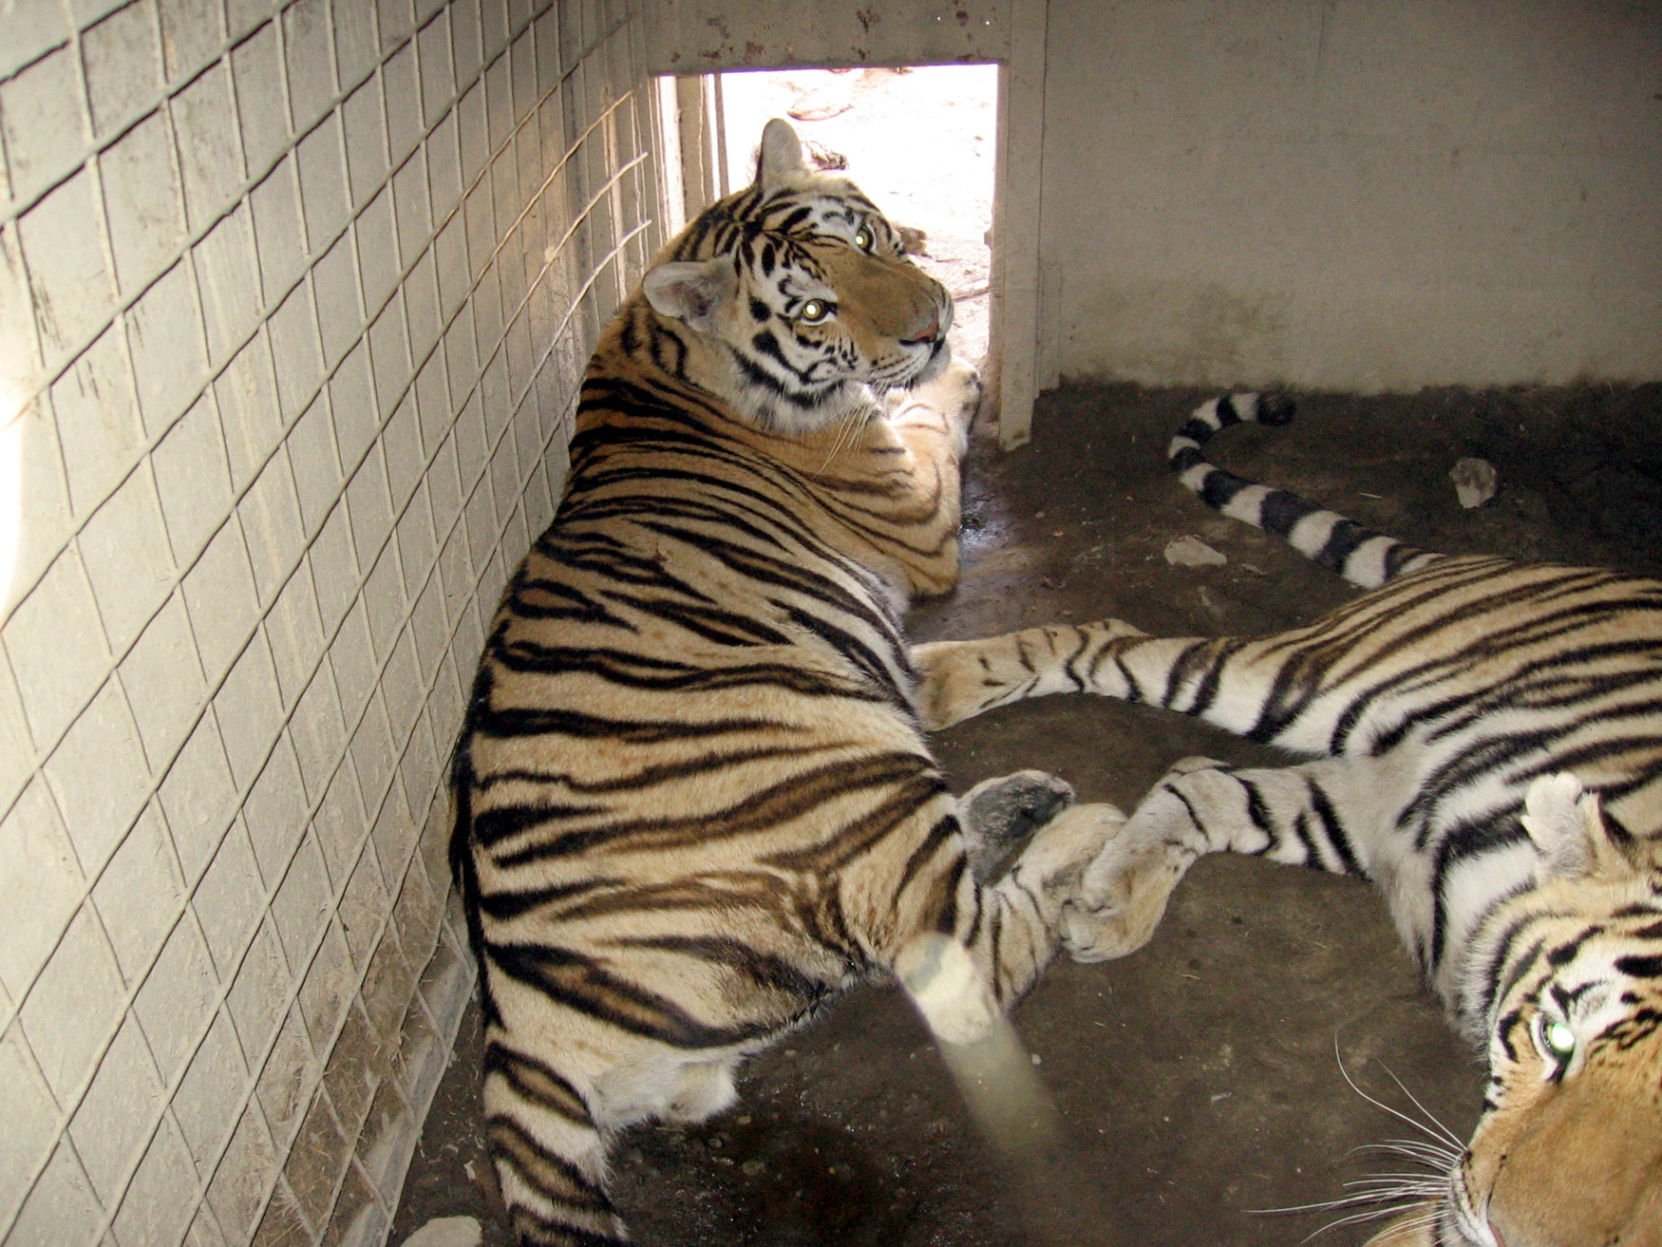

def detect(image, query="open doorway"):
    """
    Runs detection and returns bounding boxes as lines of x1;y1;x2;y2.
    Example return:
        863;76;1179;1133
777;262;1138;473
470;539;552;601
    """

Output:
668;65;999;369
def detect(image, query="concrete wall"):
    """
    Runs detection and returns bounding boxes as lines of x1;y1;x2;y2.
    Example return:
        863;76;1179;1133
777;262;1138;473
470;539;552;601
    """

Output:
644;0;1017;71
1041;0;1662;391
652;0;1661;395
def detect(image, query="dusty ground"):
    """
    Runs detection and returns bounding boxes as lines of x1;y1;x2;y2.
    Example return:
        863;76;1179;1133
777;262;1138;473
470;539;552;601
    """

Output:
389;378;1662;1247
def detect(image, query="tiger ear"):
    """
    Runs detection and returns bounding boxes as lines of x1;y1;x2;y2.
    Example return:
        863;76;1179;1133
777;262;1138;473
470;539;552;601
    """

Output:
642;257;736;332
1521;773;1638;880
756;117;807;190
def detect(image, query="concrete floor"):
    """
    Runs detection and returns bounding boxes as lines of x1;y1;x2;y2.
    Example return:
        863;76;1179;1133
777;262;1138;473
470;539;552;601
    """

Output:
390;380;1662;1247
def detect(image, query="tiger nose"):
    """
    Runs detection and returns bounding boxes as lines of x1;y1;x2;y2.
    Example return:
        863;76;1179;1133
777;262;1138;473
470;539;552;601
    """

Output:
901;301;947;346
901;313;939;346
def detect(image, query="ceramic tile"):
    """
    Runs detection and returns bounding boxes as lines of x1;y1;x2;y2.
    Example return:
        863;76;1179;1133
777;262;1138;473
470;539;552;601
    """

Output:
112;1115;199;1247
0;43;88;207
4;546;109;747
92;801;186;986
155;0;224;86
0;1017;61;1227
230;20;289;178
282;0;337;135
69;1011;163;1203
296;111;350;252
171;61;244;231
0;778;85;998
98;111;186;300
226;918;290;1067
22;904;125;1100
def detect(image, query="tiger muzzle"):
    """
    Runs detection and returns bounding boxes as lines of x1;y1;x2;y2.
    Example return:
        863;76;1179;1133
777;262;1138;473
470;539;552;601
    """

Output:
1482;1053;1662;1247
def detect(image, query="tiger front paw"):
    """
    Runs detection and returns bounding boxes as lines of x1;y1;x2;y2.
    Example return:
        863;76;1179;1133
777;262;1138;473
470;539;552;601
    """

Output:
897;356;981;455
959;769;1076;882
911;637;1004;730
930;355;982;418
1007;800;1128;915
1061;812;1197;964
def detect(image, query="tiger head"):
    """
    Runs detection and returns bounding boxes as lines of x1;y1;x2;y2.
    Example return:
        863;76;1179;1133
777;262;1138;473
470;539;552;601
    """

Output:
1375;777;1662;1247
638;118;952;435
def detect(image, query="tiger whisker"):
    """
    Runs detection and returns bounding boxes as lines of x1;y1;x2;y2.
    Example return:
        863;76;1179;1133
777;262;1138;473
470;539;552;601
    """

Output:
1351;1176;1441;1196
1252;1194;1440;1247
1347;1206;1444;1246
1375;1058;1464;1151
1332;1036;1463;1152
1251;1176;1444;1215
1350;1137;1461;1169
814;403;866;473
1322;1200;1435;1229
1246;1039;1458;1237
1252;1187;1432;1218
1330;1179;1448;1204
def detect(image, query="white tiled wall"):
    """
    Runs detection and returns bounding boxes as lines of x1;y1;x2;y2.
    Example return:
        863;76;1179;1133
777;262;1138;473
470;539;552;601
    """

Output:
0;1;663;1243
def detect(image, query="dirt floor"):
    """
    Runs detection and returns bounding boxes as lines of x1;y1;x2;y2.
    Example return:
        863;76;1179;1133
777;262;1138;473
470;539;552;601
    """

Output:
388;378;1662;1247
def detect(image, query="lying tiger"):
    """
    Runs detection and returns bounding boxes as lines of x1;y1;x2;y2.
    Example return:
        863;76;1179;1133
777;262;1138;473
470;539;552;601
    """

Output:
917;393;1662;1246
448;119;1123;1246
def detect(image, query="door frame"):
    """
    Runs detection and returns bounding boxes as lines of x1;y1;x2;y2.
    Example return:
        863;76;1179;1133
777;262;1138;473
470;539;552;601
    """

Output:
652;11;1048;448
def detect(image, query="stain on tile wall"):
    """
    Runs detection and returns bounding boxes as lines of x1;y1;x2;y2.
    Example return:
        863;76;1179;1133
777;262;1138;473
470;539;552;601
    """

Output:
0;1;663;1243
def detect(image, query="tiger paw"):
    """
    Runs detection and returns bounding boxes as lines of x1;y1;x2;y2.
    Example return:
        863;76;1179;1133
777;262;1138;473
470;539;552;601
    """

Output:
1007;800;1128;913
1063;815;1196;963
910;637;1000;730
896;357;981;455
959;769;1076;882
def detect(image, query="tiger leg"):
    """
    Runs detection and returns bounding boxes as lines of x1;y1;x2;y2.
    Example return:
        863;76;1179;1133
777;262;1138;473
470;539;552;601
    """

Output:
883;358;983;595
890;355;981;461
912;619;1151;731
896;798;1127;1044
658;1059;739;1124
1066;755;1391;963
483;1039;630;1247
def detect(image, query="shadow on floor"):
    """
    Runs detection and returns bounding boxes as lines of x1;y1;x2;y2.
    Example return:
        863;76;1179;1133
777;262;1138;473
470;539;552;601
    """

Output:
389;379;1662;1247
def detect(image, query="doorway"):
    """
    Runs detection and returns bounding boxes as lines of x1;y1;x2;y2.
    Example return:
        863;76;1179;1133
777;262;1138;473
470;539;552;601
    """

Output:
658;55;1050;446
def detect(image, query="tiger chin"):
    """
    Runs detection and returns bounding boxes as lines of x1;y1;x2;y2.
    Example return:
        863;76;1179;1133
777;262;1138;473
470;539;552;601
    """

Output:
914;393;1662;1247
448;118;1125;1247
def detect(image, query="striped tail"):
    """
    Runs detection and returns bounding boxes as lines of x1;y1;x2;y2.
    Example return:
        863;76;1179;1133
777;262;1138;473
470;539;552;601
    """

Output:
1167;393;1442;589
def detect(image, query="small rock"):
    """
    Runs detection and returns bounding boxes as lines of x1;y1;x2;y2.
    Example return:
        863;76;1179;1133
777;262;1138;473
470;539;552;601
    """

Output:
1450;457;1498;509
1163;535;1227;567
402;1216;482;1247
801;138;847;170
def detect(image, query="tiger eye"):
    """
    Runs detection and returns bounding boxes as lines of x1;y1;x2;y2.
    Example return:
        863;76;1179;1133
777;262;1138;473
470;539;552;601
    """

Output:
1540;1017;1576;1061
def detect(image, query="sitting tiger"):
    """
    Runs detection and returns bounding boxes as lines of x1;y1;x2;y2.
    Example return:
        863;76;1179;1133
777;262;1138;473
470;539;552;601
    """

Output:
916;393;1662;1246
447;118;1123;1247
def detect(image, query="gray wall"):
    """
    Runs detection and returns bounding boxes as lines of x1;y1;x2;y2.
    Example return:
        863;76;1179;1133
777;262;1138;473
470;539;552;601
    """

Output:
652;0;1662;395
1042;0;1662;391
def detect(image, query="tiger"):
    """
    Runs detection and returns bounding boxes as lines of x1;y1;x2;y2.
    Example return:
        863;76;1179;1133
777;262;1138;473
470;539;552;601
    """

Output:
914;393;1662;1246
446;117;1125;1247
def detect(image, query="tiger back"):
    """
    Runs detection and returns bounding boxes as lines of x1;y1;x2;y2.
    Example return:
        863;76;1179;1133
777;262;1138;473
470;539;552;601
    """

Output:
448;119;1125;1247
915;394;1662;1246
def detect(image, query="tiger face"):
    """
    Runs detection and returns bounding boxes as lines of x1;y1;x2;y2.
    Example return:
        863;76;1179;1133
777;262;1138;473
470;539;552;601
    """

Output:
1383;786;1662;1247
641;118;952;434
